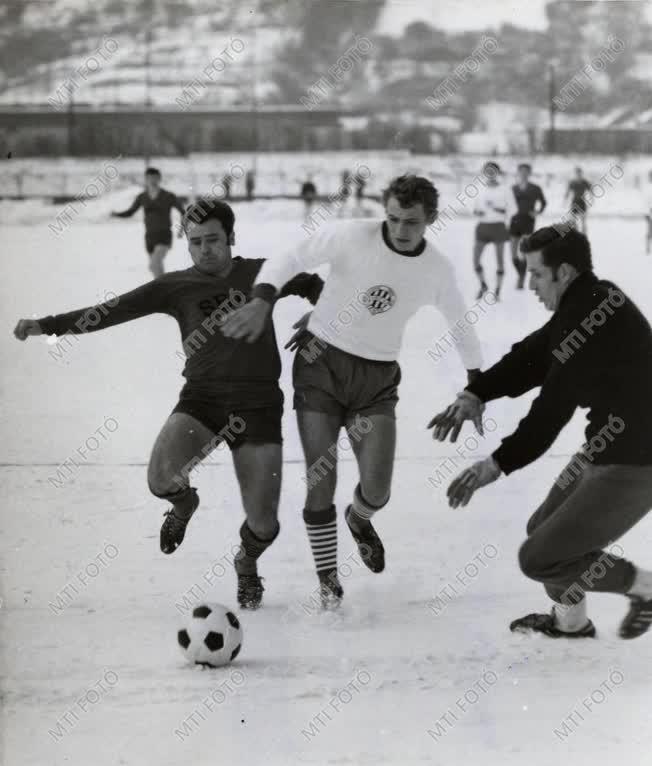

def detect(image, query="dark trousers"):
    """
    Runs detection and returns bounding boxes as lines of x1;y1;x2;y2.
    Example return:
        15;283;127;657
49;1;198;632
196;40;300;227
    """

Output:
519;455;652;604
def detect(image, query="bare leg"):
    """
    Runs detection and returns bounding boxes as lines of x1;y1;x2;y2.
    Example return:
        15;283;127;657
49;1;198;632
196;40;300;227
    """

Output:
148;412;218;553
297;410;343;594
149;244;170;279
230;442;282;589
495;242;505;299
473;239;488;298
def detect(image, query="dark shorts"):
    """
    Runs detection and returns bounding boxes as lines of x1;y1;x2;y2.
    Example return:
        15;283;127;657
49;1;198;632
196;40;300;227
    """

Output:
292;333;401;422
475;222;509;244
145;230;172;255
172;385;284;449
509;214;535;237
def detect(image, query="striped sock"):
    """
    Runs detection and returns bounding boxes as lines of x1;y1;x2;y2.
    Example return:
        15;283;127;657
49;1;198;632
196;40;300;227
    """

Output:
348;484;387;527
303;505;338;576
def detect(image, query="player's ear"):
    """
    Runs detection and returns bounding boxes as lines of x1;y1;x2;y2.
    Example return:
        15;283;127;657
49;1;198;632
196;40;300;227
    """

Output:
228;231;235;246
557;262;577;285
426;210;438;225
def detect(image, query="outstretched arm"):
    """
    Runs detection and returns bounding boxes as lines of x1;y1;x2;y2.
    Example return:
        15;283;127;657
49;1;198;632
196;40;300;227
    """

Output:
112;194;142;218
537;186;547;214
14;280;171;341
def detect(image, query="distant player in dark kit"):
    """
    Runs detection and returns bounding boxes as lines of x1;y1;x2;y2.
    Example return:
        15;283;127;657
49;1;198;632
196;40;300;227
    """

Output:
644;169;652;255
245;169;255;201
111;167;185;279
14;198;323;610
222;175;482;610
300;177;317;220
431;226;652;640
565;167;592;234
353;170;367;215
473;162;511;300
509;163;546;289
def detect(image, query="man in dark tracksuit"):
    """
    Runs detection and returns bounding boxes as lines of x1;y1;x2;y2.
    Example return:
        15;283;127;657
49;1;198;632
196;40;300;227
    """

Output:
14;199;323;610
430;226;652;639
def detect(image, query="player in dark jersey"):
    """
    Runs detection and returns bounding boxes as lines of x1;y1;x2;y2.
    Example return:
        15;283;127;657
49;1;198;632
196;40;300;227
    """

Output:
300;177;317;220
509;163;546;289
14;198;323;610
111;167;185;279
565;167;592;235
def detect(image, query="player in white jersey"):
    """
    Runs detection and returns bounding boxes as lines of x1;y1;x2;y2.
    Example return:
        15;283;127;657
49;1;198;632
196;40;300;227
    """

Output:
472;162;511;301
222;175;483;608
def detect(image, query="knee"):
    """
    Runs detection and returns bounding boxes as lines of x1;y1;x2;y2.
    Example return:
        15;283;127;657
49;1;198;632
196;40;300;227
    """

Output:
359;484;390;509
147;456;185;498
518;538;551;581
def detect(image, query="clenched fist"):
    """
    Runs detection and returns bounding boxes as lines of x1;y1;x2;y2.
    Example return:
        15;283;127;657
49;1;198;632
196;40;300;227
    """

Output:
14;319;43;341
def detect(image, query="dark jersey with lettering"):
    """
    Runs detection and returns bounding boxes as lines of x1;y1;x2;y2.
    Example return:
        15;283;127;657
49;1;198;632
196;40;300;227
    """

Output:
512;182;546;216
114;188;185;234
38;258;323;402
568;179;591;202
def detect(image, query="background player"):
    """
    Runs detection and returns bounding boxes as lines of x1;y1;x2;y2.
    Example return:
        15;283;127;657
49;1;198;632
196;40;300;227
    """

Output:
565;166;592;234
300;175;317;220
472;162;511;300
644;169;652;255
509;163;547;289
430;226;652;640
14;199;323;610
111;167;185;278
221;174;483;609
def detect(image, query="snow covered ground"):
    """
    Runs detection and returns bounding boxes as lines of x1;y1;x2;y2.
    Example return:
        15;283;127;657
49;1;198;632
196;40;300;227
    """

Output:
2;202;652;766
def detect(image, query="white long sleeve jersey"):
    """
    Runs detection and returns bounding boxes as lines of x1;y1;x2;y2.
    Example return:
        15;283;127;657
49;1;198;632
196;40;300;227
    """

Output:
473;183;511;224
257;220;483;367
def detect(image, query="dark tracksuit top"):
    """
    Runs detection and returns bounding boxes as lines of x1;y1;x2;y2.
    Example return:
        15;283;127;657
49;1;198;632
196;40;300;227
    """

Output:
512;183;546;216
37;258;323;407
467;271;652;474
114;189;185;236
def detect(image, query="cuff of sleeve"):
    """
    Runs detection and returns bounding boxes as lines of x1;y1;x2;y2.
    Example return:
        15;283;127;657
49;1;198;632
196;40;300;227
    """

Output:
465;381;488;403
491;449;511;476
250;283;278;304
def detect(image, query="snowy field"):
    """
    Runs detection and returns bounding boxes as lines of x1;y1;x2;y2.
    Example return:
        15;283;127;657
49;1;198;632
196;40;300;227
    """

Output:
2;200;652;766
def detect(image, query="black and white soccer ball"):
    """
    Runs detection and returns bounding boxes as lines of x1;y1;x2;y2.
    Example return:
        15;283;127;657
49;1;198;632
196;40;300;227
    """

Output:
177;603;243;668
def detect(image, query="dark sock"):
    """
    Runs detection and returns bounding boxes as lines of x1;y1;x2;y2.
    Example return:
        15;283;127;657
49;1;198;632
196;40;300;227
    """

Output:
160;486;197;519
234;521;280;575
303;505;338;579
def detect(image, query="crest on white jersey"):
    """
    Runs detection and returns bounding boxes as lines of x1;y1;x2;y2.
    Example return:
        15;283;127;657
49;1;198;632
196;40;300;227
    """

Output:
361;284;396;315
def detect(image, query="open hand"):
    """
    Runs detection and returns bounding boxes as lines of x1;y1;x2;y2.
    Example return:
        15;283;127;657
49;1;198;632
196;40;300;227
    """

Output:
447;457;501;508
427;391;485;442
284;312;312;351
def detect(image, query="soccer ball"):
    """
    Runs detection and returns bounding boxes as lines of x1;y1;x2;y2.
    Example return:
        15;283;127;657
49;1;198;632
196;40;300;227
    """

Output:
177;603;243;668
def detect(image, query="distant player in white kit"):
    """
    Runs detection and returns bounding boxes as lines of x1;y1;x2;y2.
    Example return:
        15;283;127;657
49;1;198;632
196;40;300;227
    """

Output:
221;175;483;608
472;162;511;301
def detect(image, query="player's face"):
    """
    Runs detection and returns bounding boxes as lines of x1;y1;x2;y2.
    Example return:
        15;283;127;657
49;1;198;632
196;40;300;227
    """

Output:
518;167;530;184
526;251;564;311
186;219;233;276
145;174;161;194
384;197;434;252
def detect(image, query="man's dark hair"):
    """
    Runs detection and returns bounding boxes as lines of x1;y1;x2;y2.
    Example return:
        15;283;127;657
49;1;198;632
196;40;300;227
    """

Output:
520;226;593;275
517;163;532;172
382;174;438;218
182;197;235;237
145;167;161;177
